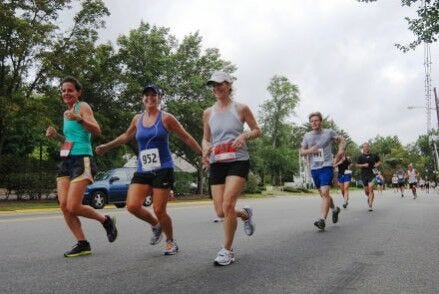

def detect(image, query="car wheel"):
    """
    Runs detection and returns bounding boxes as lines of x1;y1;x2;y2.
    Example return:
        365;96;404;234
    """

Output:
114;203;126;208
90;190;107;209
143;195;152;207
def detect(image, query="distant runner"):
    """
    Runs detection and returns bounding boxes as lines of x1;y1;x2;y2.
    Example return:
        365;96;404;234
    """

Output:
406;163;418;199
356;143;380;211
334;149;352;209
300;111;345;231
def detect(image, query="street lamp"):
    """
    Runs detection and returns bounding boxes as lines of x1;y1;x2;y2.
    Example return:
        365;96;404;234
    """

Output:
407;106;437;110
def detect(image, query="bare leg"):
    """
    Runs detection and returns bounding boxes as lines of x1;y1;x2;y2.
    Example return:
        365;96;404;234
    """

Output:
57;177;86;241
320;186;333;219
152;188;173;241
126;184;158;225
212;176;246;250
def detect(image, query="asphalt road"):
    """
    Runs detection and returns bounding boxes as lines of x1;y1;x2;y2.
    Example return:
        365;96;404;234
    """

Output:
1;189;439;294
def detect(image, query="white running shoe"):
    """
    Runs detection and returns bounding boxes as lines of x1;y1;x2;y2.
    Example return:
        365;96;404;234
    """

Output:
213;217;224;223
214;248;235;266
164;240;179;255
242;206;255;236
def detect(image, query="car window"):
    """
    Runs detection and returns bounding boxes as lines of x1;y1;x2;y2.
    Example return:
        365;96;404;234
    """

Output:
112;169;128;181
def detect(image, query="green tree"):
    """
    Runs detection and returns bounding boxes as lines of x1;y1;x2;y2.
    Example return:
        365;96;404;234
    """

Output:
0;0;110;156
257;76;300;185
358;0;439;51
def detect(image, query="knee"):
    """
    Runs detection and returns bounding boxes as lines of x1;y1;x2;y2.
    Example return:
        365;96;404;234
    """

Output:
153;207;167;219
222;201;235;215
66;203;80;215
126;203;141;215
59;202;69;214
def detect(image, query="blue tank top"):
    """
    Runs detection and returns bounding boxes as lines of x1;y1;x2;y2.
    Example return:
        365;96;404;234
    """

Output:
135;111;173;172
63;102;93;156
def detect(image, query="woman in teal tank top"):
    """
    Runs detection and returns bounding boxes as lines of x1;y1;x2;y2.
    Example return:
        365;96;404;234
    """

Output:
46;76;118;257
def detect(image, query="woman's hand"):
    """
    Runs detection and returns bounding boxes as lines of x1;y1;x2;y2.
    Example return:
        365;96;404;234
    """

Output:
95;144;110;156
64;109;82;121
231;133;247;149
46;126;58;139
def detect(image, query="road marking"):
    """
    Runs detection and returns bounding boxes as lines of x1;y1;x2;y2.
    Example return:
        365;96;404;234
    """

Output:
0;215;63;223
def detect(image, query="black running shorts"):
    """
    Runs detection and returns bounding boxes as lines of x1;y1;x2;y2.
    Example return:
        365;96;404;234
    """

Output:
209;160;250;185
57;155;96;183
361;174;375;187
131;168;174;189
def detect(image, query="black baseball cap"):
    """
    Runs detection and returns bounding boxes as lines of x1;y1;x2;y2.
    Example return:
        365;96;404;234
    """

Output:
142;84;163;96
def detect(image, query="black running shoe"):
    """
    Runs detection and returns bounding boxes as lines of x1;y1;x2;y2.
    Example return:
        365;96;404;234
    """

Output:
64;241;91;257
314;219;325;231
103;215;118;243
332;207;341;224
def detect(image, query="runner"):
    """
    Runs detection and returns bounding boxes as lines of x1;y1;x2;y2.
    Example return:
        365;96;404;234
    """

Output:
391;173;399;193
375;171;384;194
202;71;261;266
406;163;418;199
418;177;425;191
356;143;380;211
300;111;345;231
396;167;405;197
96;84;201;255
334;149;352;209
46;76;117;257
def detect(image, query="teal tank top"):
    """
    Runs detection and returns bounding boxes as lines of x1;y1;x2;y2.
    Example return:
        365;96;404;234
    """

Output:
63;102;93;156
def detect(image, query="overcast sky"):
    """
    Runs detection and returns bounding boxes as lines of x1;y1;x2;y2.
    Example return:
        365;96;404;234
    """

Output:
83;0;439;145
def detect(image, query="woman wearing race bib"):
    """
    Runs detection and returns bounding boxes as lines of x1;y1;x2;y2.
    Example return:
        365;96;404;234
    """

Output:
96;84;201;255
406;163;418;199
202;71;261;266
45;76;118;258
334;150;352;209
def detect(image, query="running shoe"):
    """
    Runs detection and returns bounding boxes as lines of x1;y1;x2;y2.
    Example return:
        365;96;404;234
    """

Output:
342;202;348;209
314;218;325;231
103;215;118;242
214;248;235;266
332;206;341;224
164;240;179;255
368;208;373;212
64;241;91;257
242;206;255;236
213;217;224;223
150;224;162;245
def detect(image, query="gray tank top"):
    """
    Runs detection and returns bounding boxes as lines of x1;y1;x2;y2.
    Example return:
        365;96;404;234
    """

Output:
208;102;249;163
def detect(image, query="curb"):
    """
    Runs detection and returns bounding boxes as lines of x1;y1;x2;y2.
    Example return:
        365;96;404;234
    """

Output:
0;199;213;214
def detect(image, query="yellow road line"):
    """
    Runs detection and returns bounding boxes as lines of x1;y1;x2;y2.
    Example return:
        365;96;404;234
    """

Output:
0;215;63;223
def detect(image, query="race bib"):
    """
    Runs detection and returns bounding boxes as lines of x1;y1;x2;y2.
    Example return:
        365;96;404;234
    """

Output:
344;169;352;175
60;141;73;158
213;143;237;162
140;148;161;171
312;148;324;162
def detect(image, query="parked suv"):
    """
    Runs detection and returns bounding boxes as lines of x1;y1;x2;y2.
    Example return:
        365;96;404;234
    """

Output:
83;167;152;209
